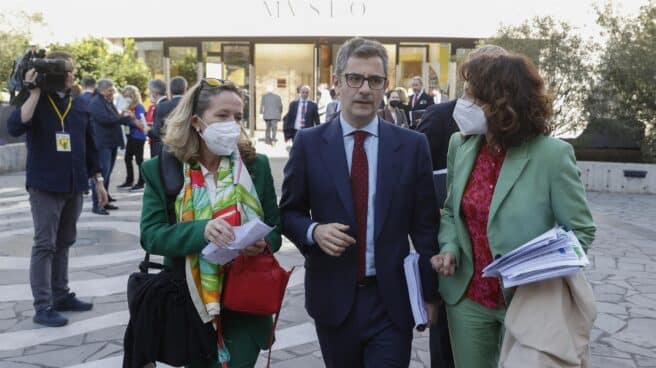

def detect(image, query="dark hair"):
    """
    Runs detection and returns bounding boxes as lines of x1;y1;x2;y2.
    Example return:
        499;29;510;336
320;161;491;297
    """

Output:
335;37;388;77
81;77;96;88
170;76;188;95
46;51;73;61
460;53;553;150
148;79;166;96
329;88;336;99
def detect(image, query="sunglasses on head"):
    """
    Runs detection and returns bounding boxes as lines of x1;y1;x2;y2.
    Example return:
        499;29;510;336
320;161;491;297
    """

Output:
192;78;226;115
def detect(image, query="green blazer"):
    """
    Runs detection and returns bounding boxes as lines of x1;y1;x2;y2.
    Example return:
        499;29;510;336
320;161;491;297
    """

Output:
140;153;282;349
438;133;596;305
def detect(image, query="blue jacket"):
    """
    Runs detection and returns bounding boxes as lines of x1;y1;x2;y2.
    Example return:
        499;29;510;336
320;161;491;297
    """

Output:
279;117;440;330
88;94;131;149
7;92;101;193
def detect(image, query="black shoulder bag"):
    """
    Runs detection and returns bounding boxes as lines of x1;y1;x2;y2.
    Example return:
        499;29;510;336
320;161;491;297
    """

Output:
123;150;216;368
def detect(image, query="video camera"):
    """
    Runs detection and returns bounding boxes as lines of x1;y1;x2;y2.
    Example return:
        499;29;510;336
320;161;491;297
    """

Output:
8;48;73;105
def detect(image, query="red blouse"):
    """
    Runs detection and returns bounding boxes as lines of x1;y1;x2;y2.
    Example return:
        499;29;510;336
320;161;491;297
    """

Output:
461;143;506;308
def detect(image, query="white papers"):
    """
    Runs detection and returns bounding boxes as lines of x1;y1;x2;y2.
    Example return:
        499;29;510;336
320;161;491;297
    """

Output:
201;219;274;265
482;226;589;288
403;251;428;330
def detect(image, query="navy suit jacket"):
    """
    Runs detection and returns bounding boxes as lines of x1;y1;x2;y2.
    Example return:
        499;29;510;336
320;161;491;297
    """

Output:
282;100;320;140
280;117;440;330
88;94;131;149
417;100;459;171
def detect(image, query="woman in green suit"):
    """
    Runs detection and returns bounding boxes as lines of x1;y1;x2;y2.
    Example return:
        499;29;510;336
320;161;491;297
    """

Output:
139;78;281;368
431;54;595;367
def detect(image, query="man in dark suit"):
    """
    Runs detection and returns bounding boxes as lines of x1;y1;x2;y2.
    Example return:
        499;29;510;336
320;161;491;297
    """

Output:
280;37;440;368
408;76;434;128
417;100;459;171
78;77;95;108
150;76;187;157
282;85;320;141
416;100;458;368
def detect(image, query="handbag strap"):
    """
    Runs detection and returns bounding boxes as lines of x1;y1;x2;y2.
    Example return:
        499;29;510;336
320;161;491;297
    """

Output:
264;265;295;368
139;149;186;275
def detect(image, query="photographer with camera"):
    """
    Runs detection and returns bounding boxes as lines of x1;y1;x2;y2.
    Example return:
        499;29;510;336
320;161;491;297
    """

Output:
7;51;108;327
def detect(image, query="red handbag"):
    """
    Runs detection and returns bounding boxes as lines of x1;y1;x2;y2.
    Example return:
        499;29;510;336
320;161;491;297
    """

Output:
216;204;294;366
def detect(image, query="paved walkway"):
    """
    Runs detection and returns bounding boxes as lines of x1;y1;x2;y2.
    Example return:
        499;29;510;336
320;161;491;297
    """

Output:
0;134;655;367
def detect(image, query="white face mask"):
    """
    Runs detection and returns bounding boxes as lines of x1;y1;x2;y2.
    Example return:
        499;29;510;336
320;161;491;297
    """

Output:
124;97;133;106
198;119;241;156
452;98;488;135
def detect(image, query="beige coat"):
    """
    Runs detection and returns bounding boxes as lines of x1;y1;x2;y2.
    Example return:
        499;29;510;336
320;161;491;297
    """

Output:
499;272;597;368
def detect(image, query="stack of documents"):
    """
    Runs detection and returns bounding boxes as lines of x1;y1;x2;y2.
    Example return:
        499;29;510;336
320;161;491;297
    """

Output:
482;226;589;288
403;251;428;331
201;219;274;265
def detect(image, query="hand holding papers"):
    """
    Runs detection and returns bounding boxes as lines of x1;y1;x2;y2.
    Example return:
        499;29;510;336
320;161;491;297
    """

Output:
483;226;589;288
202;219;274;265
404;252;428;331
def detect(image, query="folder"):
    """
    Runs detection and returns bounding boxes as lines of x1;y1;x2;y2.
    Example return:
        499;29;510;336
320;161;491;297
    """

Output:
403;251;428;331
433;169;447;209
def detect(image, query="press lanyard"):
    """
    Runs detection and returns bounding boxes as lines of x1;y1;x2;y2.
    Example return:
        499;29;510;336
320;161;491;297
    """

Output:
47;95;72;132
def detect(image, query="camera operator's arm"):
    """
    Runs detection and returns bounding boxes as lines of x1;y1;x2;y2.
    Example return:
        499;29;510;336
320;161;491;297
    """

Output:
20;69;41;124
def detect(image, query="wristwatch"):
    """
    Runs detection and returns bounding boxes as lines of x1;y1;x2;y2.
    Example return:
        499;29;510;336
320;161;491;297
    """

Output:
23;81;37;90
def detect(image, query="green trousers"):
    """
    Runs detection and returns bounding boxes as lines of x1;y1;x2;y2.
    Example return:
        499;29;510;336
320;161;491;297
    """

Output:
187;317;261;368
446;297;506;368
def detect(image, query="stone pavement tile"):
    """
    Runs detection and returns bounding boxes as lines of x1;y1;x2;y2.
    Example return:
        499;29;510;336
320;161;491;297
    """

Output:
591;355;637;368
85;342;123;362
618;262;646;272
612;319;656;349
595;313;627;334
629;307;656;319
286;342;319;356
269;349;297;361
271;355;324;368
0;361;40;368
595;283;627;295
12;302;31;314
22;344;63;355
627;295;656;308
597;301;628;315
595;292;625;303
49;334;85;347
6;342;104;367
602;337;656;359
592;342;632;358
592;255;617;270
0;319;18;333
0;271;28;286
92;293;128;305
590;328;604;342
85;325;127;343
93;261;141;277
0;349;24;360
0;309;15;320
636;356;656;367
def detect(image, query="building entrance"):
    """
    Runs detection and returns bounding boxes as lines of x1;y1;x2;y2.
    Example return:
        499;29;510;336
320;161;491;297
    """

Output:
254;44;315;131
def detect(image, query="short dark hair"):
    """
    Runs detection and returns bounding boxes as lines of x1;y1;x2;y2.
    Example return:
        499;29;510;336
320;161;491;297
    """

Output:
461;53;553;150
81;77;96;88
329;88;336;99
335;37;388;77
170;77;188;95
46;51;73;61
148;79;166;96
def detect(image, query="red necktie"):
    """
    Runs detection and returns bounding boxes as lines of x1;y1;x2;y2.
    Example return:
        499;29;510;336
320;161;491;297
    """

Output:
351;131;369;283
300;101;306;128
413;94;418;108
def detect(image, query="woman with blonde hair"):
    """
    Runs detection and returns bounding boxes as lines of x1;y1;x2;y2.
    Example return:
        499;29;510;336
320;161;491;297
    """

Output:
394;86;410;122
139;78;282;367
118;85;147;191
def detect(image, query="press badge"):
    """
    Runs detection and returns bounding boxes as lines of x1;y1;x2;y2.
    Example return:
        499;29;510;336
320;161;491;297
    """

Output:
56;133;71;152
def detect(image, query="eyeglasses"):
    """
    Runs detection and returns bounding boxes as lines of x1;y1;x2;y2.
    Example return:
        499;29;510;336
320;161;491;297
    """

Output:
343;73;387;90
192;78;226;115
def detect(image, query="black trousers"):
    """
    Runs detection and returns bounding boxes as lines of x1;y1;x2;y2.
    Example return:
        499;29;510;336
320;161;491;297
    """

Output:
124;136;145;185
430;302;454;368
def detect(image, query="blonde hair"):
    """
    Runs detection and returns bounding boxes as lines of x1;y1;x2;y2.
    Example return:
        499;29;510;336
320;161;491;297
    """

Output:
162;80;256;164
122;85;142;109
394;87;409;105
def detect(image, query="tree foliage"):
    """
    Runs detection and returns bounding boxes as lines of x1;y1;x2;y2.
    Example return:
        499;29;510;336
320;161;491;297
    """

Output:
48;38;151;97
482;16;592;135
0;11;43;97
591;1;655;161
